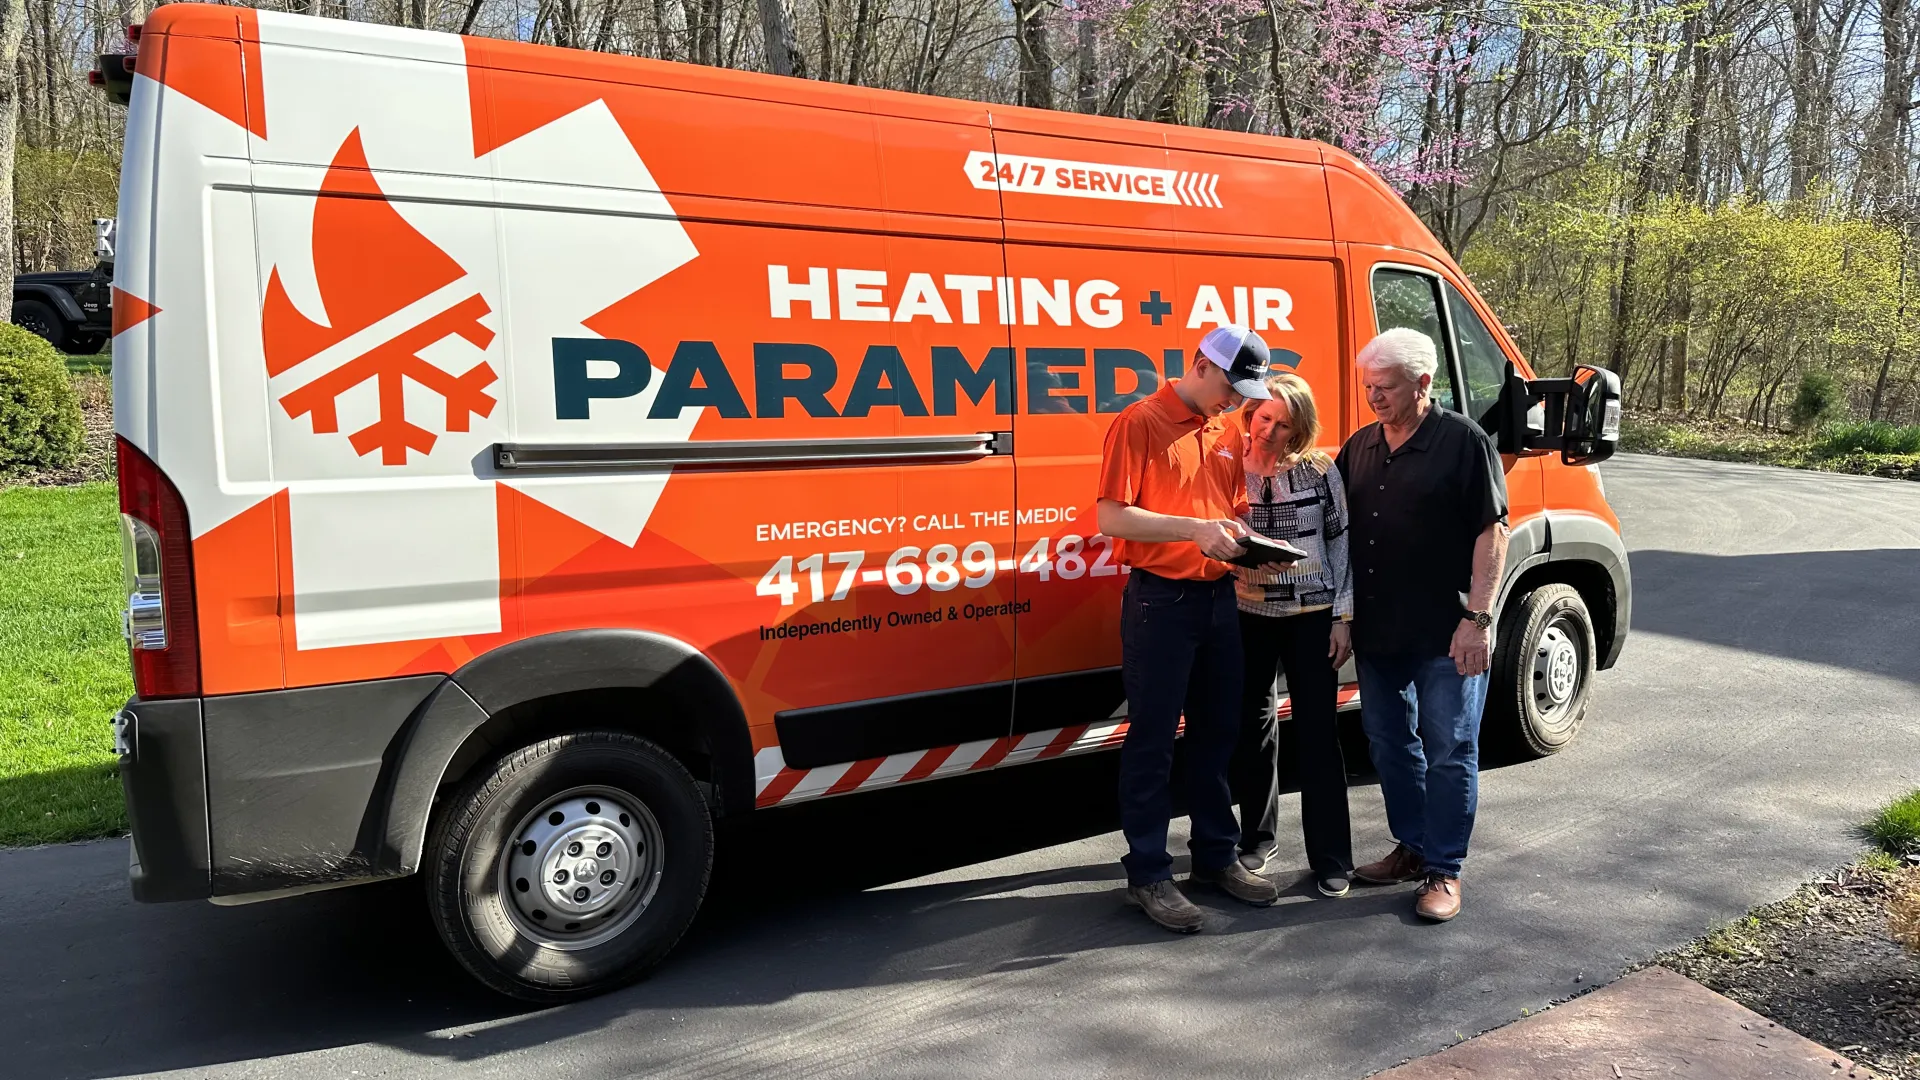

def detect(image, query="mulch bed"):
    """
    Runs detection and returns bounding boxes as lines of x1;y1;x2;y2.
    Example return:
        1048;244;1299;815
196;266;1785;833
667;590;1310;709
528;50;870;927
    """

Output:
1653;860;1920;1080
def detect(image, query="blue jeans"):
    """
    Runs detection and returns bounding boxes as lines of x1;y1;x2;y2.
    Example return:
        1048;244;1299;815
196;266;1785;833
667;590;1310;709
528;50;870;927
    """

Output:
1118;571;1244;886
1356;652;1488;878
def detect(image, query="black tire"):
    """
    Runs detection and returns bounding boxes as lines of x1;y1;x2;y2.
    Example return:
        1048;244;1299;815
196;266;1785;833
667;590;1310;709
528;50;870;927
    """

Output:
1488;583;1597;758
67;331;107;355
425;731;713;1002
12;300;68;351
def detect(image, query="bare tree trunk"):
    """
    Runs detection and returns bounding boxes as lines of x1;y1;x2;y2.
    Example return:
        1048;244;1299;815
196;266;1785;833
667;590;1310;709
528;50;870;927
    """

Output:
651;0;676;60
0;0;26;307
756;0;806;76
1865;0;1913;206
1011;0;1053;109
1660;6;1712;415
846;0;873;83
814;0;835;81
1786;0;1819;199
36;0;54;147
1075;16;1097;113
1871;231;1908;419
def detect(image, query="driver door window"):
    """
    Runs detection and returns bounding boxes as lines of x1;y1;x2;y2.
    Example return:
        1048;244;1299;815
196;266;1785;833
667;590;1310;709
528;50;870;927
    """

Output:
1368;267;1457;412
1443;281;1511;434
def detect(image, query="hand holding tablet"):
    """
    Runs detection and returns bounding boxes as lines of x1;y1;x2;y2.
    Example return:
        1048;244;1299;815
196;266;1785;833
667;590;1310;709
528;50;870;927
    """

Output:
1226;534;1308;569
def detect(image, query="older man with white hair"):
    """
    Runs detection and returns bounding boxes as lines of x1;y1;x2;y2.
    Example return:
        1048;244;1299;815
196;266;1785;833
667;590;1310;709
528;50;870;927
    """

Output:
1335;326;1509;922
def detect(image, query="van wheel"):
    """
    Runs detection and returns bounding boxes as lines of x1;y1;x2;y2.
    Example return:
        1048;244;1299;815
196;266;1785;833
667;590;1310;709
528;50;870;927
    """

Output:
1488;584;1596;758
425;731;712;1002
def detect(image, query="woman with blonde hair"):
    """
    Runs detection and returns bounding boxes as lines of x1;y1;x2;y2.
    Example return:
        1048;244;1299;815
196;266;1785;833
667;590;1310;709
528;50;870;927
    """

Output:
1231;369;1356;897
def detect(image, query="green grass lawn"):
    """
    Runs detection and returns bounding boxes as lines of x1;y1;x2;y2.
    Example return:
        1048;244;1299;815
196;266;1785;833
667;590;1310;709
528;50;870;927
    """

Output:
63;341;112;377
0;483;130;846
1866;789;1920;857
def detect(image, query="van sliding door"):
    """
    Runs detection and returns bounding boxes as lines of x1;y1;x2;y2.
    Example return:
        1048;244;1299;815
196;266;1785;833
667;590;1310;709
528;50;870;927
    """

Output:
988;128;1183;753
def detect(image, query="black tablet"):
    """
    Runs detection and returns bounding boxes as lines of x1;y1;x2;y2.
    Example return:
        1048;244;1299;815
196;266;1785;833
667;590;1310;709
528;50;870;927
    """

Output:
1227;534;1308;569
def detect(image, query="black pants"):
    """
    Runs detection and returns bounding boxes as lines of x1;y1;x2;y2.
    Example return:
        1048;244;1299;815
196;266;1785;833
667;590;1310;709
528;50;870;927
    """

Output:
1232;607;1353;876
1117;570;1243;886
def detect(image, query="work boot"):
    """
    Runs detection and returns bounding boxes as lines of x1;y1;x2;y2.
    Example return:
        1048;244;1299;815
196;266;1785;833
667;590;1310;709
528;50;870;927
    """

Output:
1353;843;1423;885
1126;880;1204;933
1189;861;1280;907
1414;873;1462;921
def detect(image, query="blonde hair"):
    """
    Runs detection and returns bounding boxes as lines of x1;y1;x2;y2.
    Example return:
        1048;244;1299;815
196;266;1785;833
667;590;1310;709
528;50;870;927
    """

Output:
1241;371;1331;470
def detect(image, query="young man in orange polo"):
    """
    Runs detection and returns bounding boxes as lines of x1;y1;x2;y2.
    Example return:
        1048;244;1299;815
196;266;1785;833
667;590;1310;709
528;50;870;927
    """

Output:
1095;325;1284;933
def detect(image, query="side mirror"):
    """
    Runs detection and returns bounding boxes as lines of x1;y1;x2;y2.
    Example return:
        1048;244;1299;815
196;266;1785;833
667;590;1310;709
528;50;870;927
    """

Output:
1561;365;1622;466
1488;362;1622;466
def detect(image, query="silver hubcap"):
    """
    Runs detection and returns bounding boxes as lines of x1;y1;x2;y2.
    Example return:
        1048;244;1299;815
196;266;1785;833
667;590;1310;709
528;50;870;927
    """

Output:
1531;621;1583;718
499;787;664;950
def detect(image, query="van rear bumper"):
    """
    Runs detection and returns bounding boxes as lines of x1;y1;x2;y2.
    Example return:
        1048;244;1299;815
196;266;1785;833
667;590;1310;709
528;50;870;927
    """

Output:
118;697;212;902
120;675;446;903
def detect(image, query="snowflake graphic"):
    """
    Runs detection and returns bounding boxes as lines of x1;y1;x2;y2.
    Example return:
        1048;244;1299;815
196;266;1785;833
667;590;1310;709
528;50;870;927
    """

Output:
263;129;499;465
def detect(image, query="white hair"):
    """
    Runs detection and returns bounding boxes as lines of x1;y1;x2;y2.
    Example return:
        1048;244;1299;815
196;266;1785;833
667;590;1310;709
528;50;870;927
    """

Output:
1358;327;1438;383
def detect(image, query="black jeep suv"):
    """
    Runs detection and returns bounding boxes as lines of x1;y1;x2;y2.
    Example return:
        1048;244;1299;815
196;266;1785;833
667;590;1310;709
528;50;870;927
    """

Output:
13;264;113;354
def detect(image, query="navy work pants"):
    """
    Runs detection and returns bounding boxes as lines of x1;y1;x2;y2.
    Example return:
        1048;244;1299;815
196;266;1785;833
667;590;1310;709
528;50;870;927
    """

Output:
1117;569;1244;886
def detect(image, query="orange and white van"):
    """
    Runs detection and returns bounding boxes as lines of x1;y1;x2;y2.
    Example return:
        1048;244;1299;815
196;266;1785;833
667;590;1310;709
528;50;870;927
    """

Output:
101;5;1627;1000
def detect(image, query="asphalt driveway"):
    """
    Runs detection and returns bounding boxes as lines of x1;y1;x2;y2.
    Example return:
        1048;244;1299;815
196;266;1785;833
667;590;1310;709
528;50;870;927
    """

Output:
3;453;1917;1080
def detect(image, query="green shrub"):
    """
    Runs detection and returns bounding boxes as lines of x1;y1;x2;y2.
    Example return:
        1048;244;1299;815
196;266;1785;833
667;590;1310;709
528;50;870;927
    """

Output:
1864;789;1920;857
1812;420;1920;457
1789;369;1845;430
0;322;84;475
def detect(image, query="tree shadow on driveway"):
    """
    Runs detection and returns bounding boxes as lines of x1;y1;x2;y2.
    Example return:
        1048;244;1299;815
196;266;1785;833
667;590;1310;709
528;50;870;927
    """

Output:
1626;547;1920;683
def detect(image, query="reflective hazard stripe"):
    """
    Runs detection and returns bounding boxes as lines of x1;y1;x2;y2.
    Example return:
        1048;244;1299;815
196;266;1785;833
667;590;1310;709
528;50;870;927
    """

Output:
751;686;1361;809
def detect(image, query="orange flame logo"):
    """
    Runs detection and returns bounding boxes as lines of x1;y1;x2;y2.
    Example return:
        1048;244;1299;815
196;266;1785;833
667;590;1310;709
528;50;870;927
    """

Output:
264;130;498;465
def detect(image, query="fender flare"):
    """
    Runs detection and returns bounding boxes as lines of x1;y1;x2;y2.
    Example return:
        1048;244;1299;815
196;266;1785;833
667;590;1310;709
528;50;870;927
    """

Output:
1495;513;1553;616
1543;510;1632;669
374;629;756;876
12;283;85;323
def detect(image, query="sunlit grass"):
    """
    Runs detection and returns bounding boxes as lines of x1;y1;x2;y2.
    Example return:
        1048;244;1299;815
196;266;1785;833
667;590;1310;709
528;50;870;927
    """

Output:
0;483;129;845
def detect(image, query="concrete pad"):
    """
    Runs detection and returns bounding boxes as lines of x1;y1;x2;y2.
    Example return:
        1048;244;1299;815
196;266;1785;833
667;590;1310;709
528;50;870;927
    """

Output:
1374;967;1882;1080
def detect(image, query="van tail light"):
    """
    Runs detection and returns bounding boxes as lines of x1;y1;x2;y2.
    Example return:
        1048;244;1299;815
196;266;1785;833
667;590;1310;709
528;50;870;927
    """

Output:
116;437;201;698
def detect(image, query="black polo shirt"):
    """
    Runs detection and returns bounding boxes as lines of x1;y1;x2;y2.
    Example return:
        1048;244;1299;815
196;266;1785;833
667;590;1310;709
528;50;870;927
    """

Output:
1336;405;1509;657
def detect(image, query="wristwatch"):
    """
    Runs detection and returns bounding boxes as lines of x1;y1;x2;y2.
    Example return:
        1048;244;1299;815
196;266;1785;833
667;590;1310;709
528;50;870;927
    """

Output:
1466;609;1493;631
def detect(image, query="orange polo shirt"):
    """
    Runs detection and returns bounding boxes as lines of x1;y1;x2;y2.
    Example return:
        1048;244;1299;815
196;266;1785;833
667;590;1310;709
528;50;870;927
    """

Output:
1096;381;1247;581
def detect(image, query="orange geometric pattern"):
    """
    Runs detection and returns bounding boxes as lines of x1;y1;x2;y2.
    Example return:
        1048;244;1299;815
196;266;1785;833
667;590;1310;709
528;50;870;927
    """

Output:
111;288;161;336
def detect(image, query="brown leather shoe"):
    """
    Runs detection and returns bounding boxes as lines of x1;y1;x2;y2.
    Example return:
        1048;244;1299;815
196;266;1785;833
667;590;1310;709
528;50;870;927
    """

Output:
1127;880;1205;933
1353;843;1423;885
1414;873;1462;921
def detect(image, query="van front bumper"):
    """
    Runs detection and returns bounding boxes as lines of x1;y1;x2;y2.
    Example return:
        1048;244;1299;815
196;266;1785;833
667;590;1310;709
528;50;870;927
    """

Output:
116;697;213;902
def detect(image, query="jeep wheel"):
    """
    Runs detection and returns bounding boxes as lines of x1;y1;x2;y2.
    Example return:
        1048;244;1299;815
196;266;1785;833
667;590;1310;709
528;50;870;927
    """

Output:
425;731;713;1002
12;300;67;351
67;331;107;355
1488;584;1596;758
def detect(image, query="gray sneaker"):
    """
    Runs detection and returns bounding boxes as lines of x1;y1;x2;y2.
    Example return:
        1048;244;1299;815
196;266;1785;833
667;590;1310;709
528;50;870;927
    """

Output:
1126;880;1204;933
1189;861;1281;907
1237;846;1279;874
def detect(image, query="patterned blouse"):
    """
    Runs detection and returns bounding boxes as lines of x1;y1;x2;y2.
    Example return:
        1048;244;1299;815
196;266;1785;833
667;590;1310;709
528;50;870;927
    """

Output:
1234;458;1354;620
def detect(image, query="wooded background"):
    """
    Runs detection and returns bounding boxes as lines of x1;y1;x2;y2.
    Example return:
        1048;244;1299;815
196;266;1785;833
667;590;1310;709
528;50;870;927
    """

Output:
4;0;1917;426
